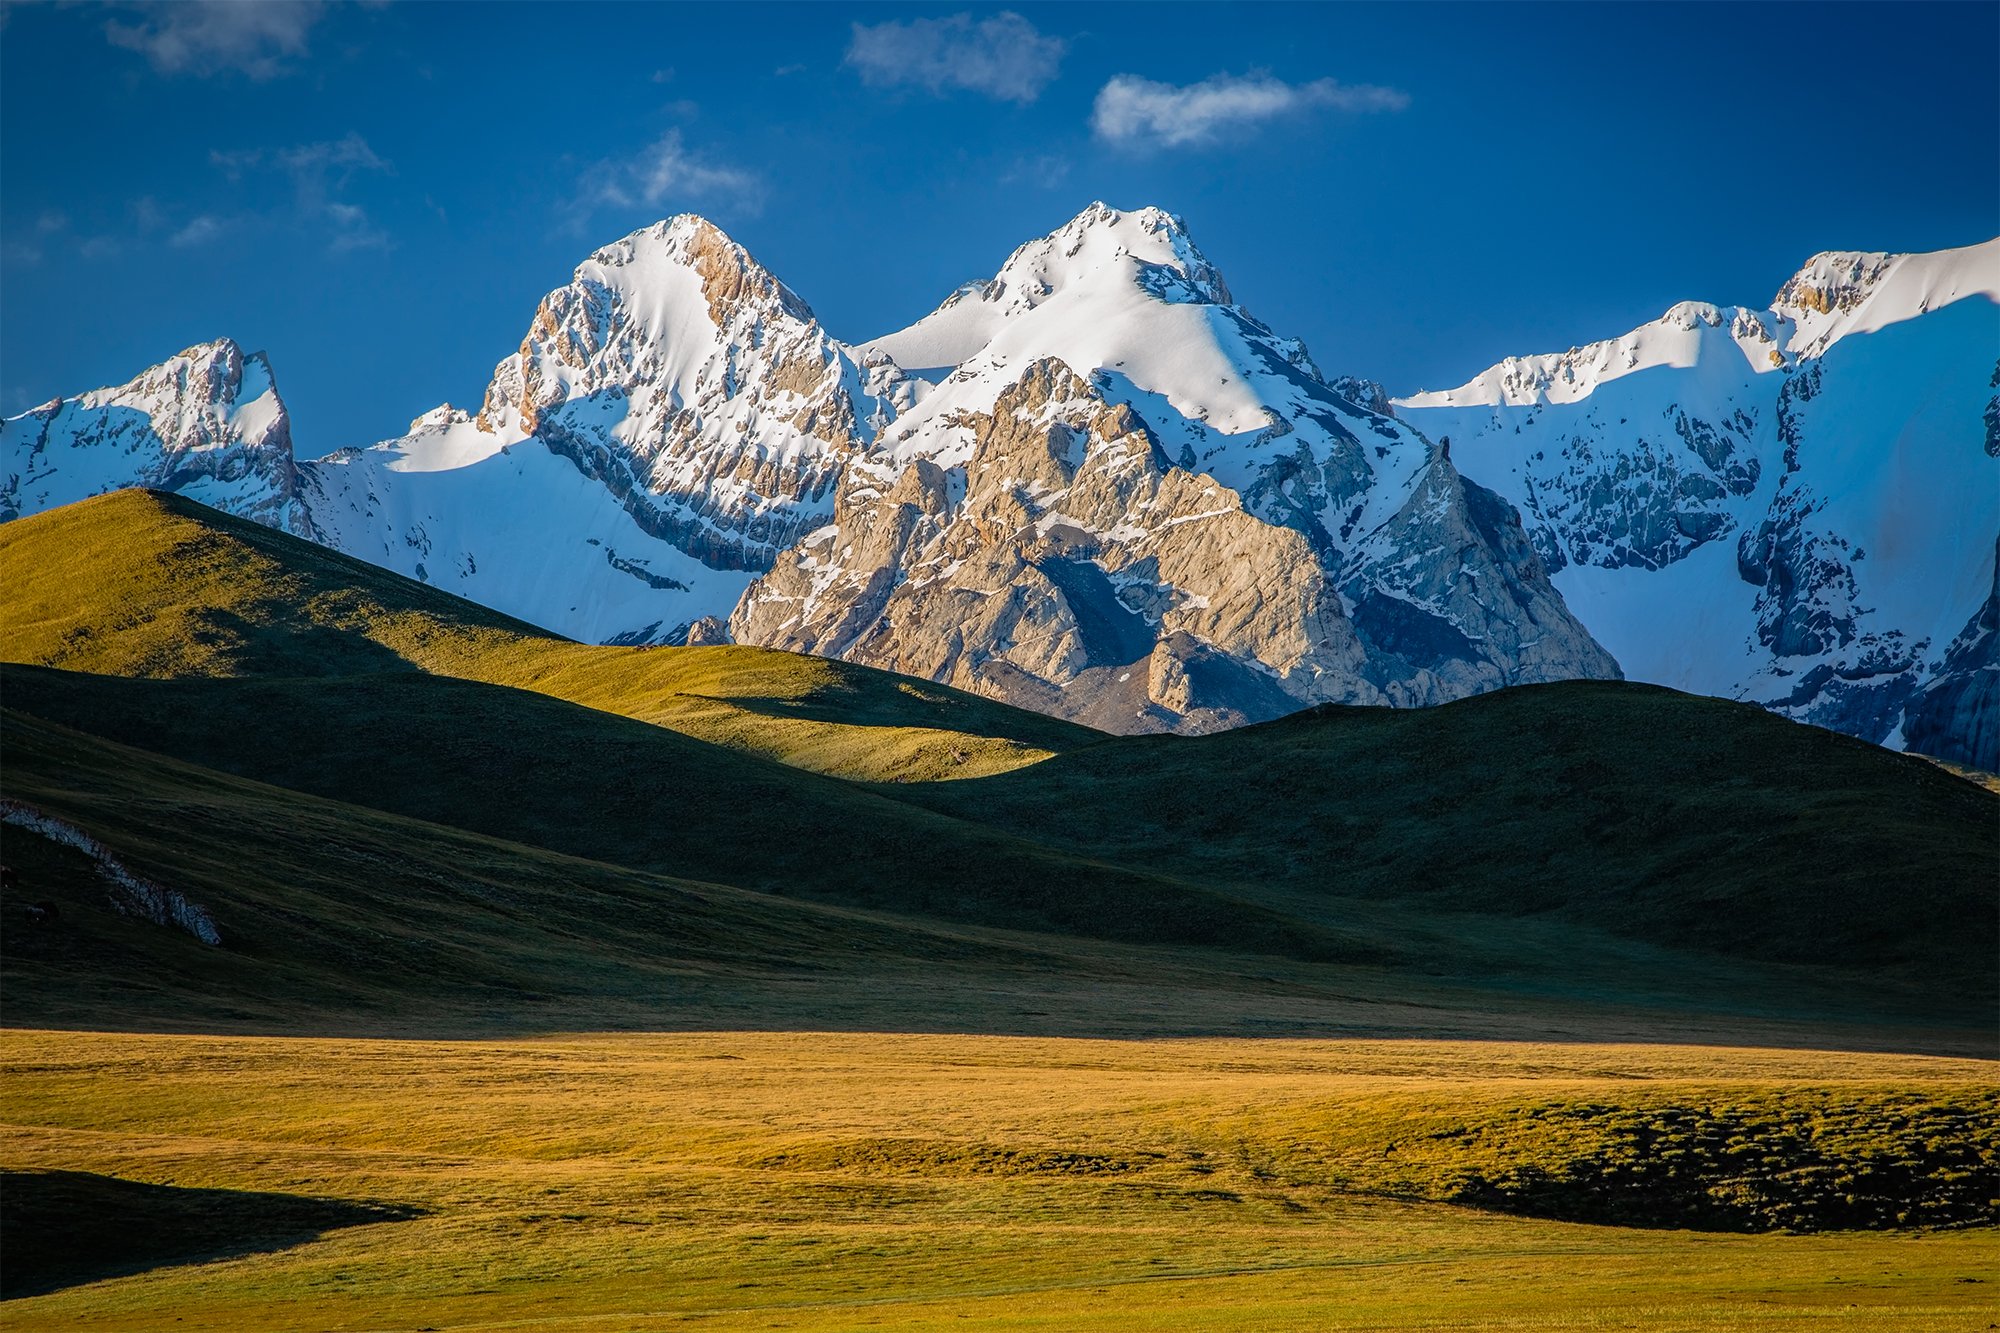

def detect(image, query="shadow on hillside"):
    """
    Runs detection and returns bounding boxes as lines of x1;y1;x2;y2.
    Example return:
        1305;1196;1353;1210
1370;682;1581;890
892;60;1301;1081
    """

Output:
0;1170;421;1299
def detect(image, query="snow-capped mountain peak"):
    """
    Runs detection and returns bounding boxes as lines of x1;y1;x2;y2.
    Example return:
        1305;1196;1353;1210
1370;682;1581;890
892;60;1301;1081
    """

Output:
1;336;306;532
986;201;1233;309
1397;302;1788;410
578;214;816;337
13;214;1987;760
1400;239;1999;413
863;202;1235;378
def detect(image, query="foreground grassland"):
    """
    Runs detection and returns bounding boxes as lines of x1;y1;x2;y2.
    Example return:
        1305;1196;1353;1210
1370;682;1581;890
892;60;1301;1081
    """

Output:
4;1031;1997;1332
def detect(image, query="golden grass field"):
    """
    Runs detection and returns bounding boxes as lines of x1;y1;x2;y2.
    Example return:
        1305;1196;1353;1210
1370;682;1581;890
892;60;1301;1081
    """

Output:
4;1029;1996;1332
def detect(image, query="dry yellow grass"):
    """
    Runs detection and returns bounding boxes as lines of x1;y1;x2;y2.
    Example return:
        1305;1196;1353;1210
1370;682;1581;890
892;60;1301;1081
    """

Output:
3;1030;1995;1331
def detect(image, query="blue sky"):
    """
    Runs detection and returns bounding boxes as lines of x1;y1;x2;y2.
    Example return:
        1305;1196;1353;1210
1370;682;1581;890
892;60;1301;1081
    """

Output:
4;2;1994;453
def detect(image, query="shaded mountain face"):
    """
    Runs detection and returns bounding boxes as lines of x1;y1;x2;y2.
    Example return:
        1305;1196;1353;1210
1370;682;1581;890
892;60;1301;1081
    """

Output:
0;203;1615;734
1396;239;1999;767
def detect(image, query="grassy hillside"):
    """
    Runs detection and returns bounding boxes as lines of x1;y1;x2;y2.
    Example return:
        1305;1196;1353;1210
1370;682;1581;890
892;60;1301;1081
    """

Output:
899;683;1998;980
0;488;1094;781
2;488;1994;1039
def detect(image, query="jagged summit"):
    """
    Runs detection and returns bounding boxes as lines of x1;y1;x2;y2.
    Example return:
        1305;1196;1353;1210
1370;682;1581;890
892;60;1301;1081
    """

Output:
0;335;304;532
987;201;1232;308
864;202;1235;376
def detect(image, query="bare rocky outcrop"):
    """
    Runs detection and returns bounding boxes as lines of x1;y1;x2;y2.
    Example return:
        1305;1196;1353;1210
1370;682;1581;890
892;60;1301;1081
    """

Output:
0;800;222;945
734;358;1613;732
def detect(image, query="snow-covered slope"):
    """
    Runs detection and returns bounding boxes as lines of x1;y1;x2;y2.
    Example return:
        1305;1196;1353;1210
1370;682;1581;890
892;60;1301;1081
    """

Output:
297;408;755;644
1;338;307;533
1397;239;2000;766
737;203;1615;727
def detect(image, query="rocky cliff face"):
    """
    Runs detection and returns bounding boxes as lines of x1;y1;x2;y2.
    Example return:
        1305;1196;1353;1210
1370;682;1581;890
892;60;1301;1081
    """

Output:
1398;239;2000;760
1902;538;1998;771
734;359;1379;731
0;338;307;533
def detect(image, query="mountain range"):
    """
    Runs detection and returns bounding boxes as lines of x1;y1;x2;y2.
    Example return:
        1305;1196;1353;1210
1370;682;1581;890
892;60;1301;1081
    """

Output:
4;205;1992;763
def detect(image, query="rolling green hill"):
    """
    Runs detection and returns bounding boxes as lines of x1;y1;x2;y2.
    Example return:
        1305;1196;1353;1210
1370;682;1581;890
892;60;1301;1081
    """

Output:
1;489;1994;1044
0;489;1094;782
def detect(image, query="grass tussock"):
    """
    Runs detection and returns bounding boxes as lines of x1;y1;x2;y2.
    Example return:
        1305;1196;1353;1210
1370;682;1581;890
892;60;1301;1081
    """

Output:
1230;1088;2000;1233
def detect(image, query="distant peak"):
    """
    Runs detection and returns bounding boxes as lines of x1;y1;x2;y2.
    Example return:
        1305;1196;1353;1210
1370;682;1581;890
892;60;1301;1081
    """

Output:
979;201;1229;309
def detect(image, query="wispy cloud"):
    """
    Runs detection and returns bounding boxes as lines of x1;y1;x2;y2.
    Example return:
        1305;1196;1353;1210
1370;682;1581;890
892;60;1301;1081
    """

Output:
845;11;1064;104
168;215;226;248
211;132;389;183
1092;72;1409;149
2;209;118;266
1001;153;1072;191
569;129;764;230
209;131;394;253
103;0;327;80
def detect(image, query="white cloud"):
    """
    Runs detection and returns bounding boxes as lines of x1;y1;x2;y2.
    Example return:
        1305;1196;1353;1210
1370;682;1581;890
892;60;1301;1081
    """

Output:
1092;72;1409;149
845;11;1064;104
169;215;225;248
570;129;764;230
104;0;326;80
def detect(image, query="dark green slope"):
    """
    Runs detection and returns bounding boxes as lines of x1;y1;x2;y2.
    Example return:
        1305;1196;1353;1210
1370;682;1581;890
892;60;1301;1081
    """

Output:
1;667;1341;963
0;708;1060;1033
899;684;1997;983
